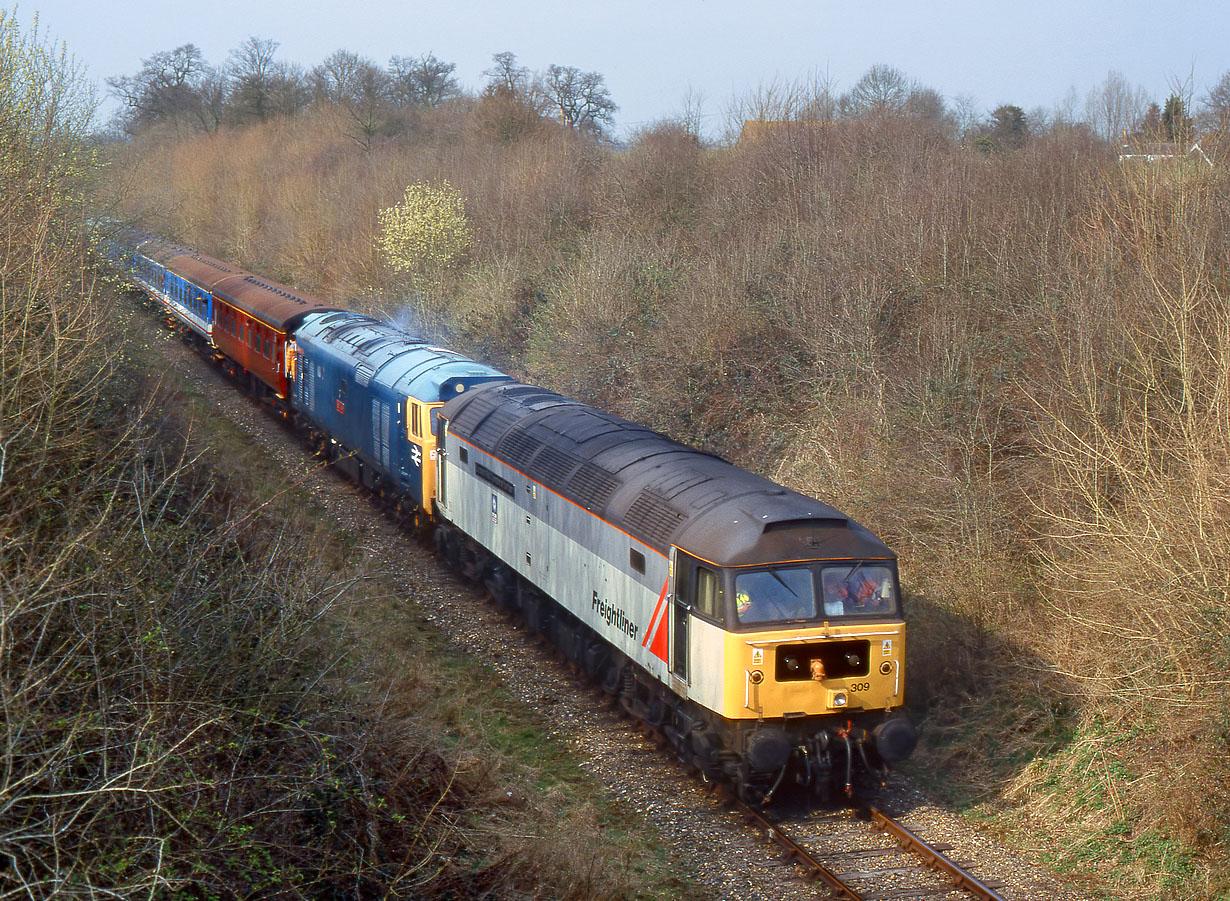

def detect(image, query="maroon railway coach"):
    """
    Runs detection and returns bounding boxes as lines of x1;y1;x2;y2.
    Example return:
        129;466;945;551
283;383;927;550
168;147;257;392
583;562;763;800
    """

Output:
210;273;343;400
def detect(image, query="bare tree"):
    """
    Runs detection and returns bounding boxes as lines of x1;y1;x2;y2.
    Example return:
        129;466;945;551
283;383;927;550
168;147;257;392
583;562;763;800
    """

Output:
1083;70;1150;143
267;62;311;117
1051;86;1084;130
951;93;982;139
675;85;707;141
729;74;814;124
195;66;228;131
904;86;952;131
107;44;217;134
484;51;531;96
311;49;391;146
312;49;370;104
840;64;911;118
388;53;459;108
225;36;280;123
1199;71;1230;133
540;64;617;137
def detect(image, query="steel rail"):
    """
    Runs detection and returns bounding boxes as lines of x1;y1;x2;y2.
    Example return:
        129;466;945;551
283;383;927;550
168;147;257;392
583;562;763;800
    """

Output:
730;799;866;900
869;807;1008;901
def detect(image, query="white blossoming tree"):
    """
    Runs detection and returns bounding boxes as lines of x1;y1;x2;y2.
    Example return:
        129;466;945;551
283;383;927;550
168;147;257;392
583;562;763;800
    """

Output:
378;180;472;322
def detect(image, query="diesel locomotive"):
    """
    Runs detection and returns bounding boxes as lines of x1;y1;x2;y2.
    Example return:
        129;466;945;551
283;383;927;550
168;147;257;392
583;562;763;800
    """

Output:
103;225;917;804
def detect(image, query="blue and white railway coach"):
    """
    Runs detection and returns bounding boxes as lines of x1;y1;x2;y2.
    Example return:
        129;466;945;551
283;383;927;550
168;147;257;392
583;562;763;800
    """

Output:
106;228;243;346
435;380;918;803
154;249;245;344
113;233;190;308
288;311;511;522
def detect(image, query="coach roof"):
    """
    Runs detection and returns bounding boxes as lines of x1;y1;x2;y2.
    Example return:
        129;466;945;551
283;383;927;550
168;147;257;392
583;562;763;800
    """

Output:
212;273;342;332
163;250;248;292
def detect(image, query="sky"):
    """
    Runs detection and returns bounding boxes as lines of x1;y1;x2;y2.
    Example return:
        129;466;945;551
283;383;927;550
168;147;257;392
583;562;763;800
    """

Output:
14;0;1230;140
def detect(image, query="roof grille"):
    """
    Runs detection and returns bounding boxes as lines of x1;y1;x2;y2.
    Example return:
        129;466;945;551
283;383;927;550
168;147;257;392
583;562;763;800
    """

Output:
653;471;710;499
762;517;847;533
502;385;561;403
496;431;540;470
624;491;685;547
448;393;499;435
193;255;234;273
529;444;577;489
566;462;620;512
470;407;519;447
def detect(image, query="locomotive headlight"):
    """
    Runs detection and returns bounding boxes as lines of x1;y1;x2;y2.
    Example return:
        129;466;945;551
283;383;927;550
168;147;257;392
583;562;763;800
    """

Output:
829;690;848;708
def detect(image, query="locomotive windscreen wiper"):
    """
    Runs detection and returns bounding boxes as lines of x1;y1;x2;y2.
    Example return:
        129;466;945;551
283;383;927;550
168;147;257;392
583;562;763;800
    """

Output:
770;568;799;595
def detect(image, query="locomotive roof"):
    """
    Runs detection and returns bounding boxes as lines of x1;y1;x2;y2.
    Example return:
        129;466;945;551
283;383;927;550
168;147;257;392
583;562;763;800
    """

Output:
295;311;511;401
212;273;343;332
441;381;894;567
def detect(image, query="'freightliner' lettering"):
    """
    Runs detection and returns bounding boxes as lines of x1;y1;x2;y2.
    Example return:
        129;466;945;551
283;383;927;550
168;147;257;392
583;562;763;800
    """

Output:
592;590;639;641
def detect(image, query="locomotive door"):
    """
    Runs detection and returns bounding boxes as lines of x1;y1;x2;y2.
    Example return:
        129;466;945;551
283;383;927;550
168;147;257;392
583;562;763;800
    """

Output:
670;549;690;682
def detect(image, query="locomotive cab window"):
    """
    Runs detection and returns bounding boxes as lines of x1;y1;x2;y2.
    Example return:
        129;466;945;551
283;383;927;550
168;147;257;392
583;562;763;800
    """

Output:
409;402;423;439
629;549;646;575
674;553;724;624
730;563;900;627
820;565;897;617
735;567;816;625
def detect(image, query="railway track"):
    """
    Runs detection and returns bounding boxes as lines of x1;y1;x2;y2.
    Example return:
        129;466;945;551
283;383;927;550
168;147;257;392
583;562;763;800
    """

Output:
734;798;1008;900
622;708;1008;901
